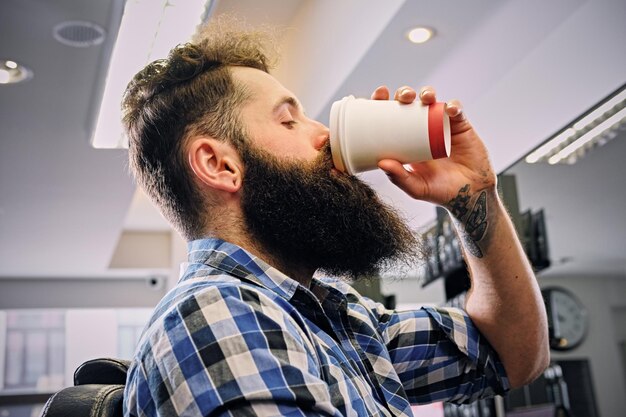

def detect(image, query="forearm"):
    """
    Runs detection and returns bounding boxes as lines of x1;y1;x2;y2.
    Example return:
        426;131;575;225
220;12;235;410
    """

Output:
448;184;550;388
372;84;550;386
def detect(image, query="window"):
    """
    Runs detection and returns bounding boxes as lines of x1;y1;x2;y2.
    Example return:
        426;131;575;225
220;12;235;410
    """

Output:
2;310;65;392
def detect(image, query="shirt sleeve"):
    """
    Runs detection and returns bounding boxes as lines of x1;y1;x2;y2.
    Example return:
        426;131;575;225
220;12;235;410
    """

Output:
366;300;510;405
124;284;342;417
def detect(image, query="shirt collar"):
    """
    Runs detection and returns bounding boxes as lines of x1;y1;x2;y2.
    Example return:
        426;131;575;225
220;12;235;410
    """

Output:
184;238;300;300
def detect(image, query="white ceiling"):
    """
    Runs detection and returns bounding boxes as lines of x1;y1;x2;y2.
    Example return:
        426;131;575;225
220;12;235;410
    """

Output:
1;0;624;279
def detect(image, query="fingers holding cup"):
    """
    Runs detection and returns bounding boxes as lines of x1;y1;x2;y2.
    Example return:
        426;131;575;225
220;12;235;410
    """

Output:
371;85;390;100
419;86;436;105
445;99;464;120
393;86;417;104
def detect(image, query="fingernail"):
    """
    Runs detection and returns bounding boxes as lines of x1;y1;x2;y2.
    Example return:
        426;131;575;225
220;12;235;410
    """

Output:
400;88;411;96
420;89;429;98
449;105;461;116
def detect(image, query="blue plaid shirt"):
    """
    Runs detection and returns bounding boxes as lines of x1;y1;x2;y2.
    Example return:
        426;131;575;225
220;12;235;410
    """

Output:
124;239;509;416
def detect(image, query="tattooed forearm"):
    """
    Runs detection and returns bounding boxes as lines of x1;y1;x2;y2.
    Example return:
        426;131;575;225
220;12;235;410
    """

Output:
447;185;489;258
463;191;488;257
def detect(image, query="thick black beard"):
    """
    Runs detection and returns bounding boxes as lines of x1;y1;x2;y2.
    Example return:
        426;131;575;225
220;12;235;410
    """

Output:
240;142;423;281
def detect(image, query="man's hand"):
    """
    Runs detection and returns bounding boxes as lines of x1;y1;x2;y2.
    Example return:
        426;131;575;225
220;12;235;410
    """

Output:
371;85;550;388
371;85;496;209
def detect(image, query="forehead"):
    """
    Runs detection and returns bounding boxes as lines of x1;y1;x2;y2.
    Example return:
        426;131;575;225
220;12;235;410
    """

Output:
231;66;295;107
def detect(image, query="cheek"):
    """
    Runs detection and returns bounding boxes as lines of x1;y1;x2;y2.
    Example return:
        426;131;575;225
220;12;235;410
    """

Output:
278;141;315;158
253;130;317;161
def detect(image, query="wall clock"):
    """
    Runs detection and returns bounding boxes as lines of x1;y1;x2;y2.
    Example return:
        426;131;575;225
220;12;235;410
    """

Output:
542;287;588;351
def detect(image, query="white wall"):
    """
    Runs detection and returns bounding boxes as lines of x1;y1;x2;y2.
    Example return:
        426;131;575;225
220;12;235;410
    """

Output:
65;309;118;386
381;275;446;310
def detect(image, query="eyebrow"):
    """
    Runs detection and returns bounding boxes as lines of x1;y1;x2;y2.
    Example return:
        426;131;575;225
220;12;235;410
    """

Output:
273;96;306;116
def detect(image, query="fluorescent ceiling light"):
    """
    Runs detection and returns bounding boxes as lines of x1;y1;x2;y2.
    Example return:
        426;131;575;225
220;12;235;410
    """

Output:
525;128;575;164
548;107;626;164
573;89;626;131
91;0;213;149
526;84;625;165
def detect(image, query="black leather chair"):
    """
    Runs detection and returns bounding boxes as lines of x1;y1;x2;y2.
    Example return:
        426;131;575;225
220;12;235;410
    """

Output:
40;358;130;417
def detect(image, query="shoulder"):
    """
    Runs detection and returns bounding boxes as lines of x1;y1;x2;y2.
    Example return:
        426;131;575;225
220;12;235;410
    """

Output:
125;279;327;415
136;277;317;363
180;280;307;334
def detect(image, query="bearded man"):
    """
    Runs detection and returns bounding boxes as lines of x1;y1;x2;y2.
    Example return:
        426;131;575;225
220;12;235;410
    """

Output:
122;20;549;417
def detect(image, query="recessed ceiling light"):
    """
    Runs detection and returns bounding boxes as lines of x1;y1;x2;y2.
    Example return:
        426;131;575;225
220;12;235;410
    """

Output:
0;60;33;85
407;27;434;44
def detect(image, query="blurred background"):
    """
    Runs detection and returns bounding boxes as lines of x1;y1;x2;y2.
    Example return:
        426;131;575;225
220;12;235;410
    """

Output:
0;0;624;416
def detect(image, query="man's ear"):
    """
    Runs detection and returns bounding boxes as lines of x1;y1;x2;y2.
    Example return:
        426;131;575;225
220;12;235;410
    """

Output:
187;137;243;193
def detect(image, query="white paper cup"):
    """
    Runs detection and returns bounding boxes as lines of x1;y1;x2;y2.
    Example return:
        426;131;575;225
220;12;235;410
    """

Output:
329;95;451;174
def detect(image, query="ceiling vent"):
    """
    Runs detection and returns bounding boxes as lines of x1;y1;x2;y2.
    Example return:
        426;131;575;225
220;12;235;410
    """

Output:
53;21;106;48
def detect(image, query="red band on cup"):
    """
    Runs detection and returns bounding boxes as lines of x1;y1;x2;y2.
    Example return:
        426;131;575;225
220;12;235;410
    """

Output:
428;102;447;159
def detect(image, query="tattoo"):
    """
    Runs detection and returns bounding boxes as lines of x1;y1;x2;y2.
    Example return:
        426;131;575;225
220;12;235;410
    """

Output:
447;185;489;258
463;191;488;257
448;184;471;219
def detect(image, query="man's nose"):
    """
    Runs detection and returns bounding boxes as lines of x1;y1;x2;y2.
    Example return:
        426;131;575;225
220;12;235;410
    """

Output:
312;121;330;151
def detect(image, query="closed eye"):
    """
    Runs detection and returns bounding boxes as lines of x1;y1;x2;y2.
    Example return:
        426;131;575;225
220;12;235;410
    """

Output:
282;120;297;129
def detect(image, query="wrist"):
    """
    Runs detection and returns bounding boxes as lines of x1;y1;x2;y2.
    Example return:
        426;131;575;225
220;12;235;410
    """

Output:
445;184;498;222
445;185;499;258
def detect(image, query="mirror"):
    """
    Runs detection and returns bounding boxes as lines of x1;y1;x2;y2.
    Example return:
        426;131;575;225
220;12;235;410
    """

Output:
499;86;625;417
